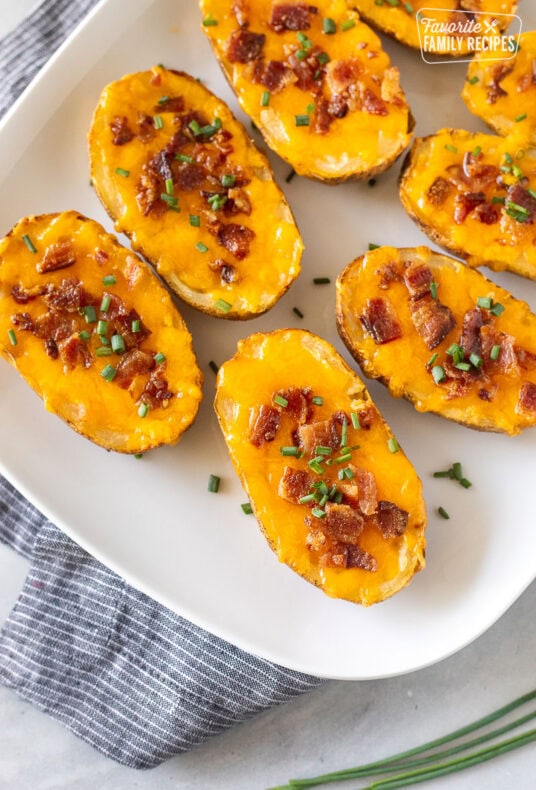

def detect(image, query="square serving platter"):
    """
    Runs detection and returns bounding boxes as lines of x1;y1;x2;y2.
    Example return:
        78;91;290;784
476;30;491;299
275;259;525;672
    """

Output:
0;0;535;679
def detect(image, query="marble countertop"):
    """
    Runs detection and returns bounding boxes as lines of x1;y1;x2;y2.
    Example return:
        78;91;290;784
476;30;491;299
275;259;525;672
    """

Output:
1;2;535;788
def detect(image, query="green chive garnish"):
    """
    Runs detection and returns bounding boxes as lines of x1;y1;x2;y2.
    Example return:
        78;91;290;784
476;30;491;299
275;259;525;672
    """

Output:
316;52;330;65
460;478;472;489
22;234;37;253
153;115;164;129
261;91;270;107
96;347;112;357
313;277;331;285
452;462;463;480
138;402;149;418
7;328;17;346
438;506;450;520
274;394;288;408
312;507;326;519
516;113;528;122
208;474;220;493
286;169;296;183
341;19;356;30
115;167;130;178
491;344;501;361
309;459;324;475
368;243;380;251
196;242;208;253
221;174;236;188
209;360;219;374
430;282;438;299
432;365;446;384
102;275;116;286
134;454;143;460
84;305;97;324
101;364;116;382
468;75;479;84
312;396;323;406
492;197;506;204
152;352;165;365
131;319;141;333
189;215;201;227
472;146;482;157
280;446;301;457
110;335;125;354
241;502;253;514
100;294;111;313
214;298;232;313
490;302;505;317
299;493;317;504
323;17;336;33
79;330;91;342
504;152;513;164
176;154;194;163
202;15;218;26
427;352;439;367
340;416;348;448
335;452;352;465
388;437;399;454
315;446;332;456
445;144;458;154
351;412;360;430
455;362;471;372
477;296;493;310
165;177;174;195
469;353;483;368
293;307;304;319
97;320;108;336
295;114;310;127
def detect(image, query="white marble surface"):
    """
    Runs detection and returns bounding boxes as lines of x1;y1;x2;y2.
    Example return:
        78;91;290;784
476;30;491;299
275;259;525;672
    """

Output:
1;2;536;788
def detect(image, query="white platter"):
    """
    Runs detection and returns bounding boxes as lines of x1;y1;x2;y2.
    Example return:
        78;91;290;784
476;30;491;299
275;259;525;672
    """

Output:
0;0;535;680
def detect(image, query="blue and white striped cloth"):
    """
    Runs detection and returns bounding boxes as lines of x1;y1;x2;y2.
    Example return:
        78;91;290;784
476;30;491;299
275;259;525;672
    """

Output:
0;1;321;768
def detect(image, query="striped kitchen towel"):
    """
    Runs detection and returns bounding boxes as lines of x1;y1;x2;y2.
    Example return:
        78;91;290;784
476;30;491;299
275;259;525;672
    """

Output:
0;0;322;769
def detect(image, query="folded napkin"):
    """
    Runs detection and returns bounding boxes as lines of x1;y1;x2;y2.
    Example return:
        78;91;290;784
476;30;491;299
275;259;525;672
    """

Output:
0;0;321;769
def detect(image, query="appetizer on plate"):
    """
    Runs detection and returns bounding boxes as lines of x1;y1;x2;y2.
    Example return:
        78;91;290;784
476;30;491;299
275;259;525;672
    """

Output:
0;212;203;454
463;30;536;144
399;129;536;280
336;245;536;435
89;67;303;319
199;0;414;182
353;1;519;55
215;329;426;606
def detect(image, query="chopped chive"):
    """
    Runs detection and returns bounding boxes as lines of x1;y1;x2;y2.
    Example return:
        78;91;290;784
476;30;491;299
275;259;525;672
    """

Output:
196;242;208;253
306;103;315;114
157;95;169;104
131;319;141;333
293;307;304;319
491;344;501;361
134;454;143;460
208;194;227;210
21;234;37;253
335;452;352;465
274;394;288;408
316;52;330;65
313;277;331;285
153;115;164;130
492;196;506;204
445;144;458;154
387;437;399;454
189;119;201;135
460;478;472;489
280;446;301;457
261;90;270;107
477;296;493;309
221;173;236;188
101;364;116;382
438;506;450;520
333;490;344;504
500;165;512;174
209;360;219;374
7;328;17;346
102;274;116;286
111;335;125;354
430;281;438;299
341;18;356;30
286;168;296;183
165;177;174;195
427;352;439;367
161;193;179;208
84;305;97;324
100;294;111;313
340;416;348;448
504;152;513;164
189;214;201;227
433;471;451;478
432;365;446;384
295;114;310;127
368;243;380;251
312;507;326;519
79;330;91;342
512;165;524;179
115;167;130;178
299;493;317;505
386;0;400;5
214;298;232;313
97;320;108;336
469;353;483;368
468;75;479;84
368;178;377;187
455;362;471;371
100;336;110;346
452;462;463;480
208;474;220;493
472;146;482;157
404;1;414;12
309;459;324;475
202;14;218;26
351;412;360;430
154;352;166;365
322;17;336;33
490;302;505;317
312;396;323;406
316;446;332;456
343;467;355;480
241;502;253;514
516;113;528;122
176;153;194;163
95;346;112;357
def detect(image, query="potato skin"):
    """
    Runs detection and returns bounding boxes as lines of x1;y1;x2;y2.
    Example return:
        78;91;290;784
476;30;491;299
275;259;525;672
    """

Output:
0;212;203;454
214;329;426;606
89;67;302;319
399;129;536;281
336;245;536;435
199;0;413;183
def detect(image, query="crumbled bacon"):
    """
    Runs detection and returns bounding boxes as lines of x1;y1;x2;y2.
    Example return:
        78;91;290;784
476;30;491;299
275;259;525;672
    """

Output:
517;59;536;92
115;348;155;389
139;371;174;408
460;308;484;358
252;60;289;92
94;249;109;265
361;297;402;345
249;405;281;446
506;184;536;223
34;313;76;342
11;312;34;331
409;295;455;350
37;240;76;274
478;388;495;402
232;0;249;26
481;326;518;374
110;115;134;145
136;167;167;217
377;262;400;290
325;59;361;95
403;260;433;300
155;96;184;113
278;467;312;504
516;348;536;370
226;187;252;216
277;386;313;424
518;381;536;414
355;404;375;430
270;3;316;32
377;501;408;539
486;62;513;104
227;29;265;63
175;162;206;191
208;258;238;284
474;203;499;225
44;278;90;313
323;503;364;545
345;544;378;571
454;191;486;224
361;88;388;116
59;335;91;370
340;466;378;516
313;98;333;134
210;222;255;261
297;417;340;455
381;67;404;106
11;283;47;304
113;309;150;350
137;113;156;143
427;176;452;207
287;47;324;91
44;337;59;360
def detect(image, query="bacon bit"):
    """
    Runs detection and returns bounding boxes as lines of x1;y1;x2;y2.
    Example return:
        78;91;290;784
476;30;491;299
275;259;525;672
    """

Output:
210;222;255;261
474;203;499;225
277;386;313;424
139;371;174;408
175;162;206;191
340;466;378;516
232;0;249;26
278;467;312;504
410;295;456;350
94;249;109;265
110;115;135;145
427;177;452;207
403;260;433;300
252;60;289;92
361;87;388;117
249;405;281;446
44;337;59;359
270;3;316;32
44;278;91;313
59;335;91;370
155;96;184;113
11;312;34;331
486;62;514;104
377;262;401;290
381;67;404;105
313;98;333;134
454;191;486;224
115;348;155;389
297;417;340;455
37;240;76;274
451;155;500;192
323;503;364;545
226;187;252;216
356;404;375;430
136;166;167;217
506;184;536;223
518;381;536;414
114;309;151;350
361;297;402;345
376;500;408;539
345;544;378;571
137;112;156;143
516;347;536;370
481;326;518;374
305;527;327;552
11;283;47;304
516;59;536;92
208;258;238;284
287;47;324;91
478;388;494;402
150;71;162;87
34;313;76;342
227;29;266;63
460;308;484;358
325;59;362;95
